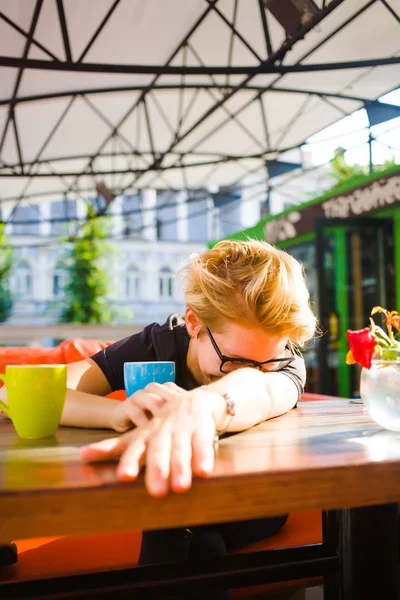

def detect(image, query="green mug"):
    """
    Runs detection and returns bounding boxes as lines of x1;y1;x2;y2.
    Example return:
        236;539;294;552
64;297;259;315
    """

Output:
0;365;67;439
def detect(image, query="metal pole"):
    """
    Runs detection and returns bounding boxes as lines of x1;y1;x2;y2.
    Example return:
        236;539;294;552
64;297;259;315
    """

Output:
369;129;374;174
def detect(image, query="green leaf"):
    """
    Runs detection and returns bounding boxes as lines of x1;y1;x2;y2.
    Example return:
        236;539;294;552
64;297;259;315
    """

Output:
0;224;13;322
58;217;115;324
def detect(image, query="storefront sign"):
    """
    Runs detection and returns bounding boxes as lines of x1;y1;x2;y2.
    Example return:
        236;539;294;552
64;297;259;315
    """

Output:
265;172;400;244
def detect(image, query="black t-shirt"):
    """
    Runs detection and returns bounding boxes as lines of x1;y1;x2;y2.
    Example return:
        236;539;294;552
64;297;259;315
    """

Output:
90;314;306;400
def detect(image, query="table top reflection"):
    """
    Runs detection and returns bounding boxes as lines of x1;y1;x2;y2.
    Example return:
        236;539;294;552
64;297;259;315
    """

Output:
1;399;400;542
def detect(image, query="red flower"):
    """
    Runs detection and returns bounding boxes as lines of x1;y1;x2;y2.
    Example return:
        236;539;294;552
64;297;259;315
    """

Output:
346;327;377;369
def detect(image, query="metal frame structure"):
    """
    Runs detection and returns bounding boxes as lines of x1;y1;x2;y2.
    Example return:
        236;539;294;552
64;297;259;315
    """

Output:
0;0;399;233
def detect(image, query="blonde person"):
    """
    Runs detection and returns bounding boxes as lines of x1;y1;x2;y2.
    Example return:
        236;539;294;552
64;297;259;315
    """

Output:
0;240;316;590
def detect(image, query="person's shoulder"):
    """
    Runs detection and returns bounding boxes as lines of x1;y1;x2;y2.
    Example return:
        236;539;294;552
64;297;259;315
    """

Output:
152;313;186;336
116;321;157;344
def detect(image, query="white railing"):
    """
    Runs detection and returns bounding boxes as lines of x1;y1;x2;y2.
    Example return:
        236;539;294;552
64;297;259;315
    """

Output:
0;324;143;346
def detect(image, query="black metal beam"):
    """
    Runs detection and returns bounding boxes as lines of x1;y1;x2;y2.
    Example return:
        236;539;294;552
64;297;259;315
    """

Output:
275;96;312;149
77;97;205;214
160;0;376;174
176;43;188;139
205;0;262;62
1;54;398;74
3;96;77;225
136;97;177;192
82;95;144;161
1;0;387;216
225;0;239;87
0;84;369;108
50;1;220;210
0;11;60;61
249;0;377;138
295;0;378;64
0;149;277;169
176;85;207;140
56;0;72;61
0;157;264;178
258;0;273;57
186;43;265;151
32;97;77;168
258;95;271;150
1;185;263;231
97;0;386;197
10;109;24;174
82;95;168;194
150;93;175;135
0;157;19;175
1;0;354;213
120;0;351;193
0;0;43;155
380;0;400;23
0;168;269;206
0;545;337;599
77;0;122;62
319;94;349;117
142;97;157;163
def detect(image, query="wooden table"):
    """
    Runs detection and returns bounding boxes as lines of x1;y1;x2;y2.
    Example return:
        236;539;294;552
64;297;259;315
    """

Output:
1;399;400;599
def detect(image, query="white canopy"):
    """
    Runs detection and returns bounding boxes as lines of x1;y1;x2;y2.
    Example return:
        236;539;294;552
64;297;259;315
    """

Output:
0;0;399;210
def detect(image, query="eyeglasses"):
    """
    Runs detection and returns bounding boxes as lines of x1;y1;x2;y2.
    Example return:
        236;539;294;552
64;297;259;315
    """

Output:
205;327;296;374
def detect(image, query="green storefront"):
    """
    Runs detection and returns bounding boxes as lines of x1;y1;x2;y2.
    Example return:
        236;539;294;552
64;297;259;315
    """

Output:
221;165;400;398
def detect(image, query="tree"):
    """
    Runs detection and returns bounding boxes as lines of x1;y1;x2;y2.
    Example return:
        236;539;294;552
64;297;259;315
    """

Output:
59;214;113;324
0;224;13;323
326;148;398;188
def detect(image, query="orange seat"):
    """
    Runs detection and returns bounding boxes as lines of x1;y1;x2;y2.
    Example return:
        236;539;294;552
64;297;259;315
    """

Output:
0;531;142;582
0;340;323;595
0;339;126;400
0;346;64;377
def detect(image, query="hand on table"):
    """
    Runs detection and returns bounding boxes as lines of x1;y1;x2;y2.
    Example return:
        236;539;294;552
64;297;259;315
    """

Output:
81;383;217;497
109;382;178;433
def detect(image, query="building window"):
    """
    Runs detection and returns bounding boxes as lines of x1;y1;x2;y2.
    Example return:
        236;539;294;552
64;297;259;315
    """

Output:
122;194;143;239
159;266;173;299
11;205;40;235
53;263;68;298
50;200;77;236
125;265;140;299
13;261;33;297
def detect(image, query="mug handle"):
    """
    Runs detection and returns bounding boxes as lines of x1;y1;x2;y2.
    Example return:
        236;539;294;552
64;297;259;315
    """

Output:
0;374;10;417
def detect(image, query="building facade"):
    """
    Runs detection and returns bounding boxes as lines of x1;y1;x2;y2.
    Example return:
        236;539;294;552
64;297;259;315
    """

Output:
7;236;205;327
2;184;266;326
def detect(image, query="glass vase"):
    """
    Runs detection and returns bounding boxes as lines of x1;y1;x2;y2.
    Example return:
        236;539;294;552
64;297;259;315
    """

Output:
360;354;400;432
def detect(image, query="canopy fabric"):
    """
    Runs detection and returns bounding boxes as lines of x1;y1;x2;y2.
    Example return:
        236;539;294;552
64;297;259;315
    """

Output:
0;0;399;211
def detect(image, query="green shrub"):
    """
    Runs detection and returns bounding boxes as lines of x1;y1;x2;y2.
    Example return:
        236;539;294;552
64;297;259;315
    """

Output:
0;224;12;322
59;214;113;324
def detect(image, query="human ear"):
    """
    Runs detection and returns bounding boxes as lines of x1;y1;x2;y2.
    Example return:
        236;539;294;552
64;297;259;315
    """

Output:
184;307;203;338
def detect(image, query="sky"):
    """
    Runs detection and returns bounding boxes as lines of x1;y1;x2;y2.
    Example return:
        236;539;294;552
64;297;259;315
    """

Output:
305;88;400;168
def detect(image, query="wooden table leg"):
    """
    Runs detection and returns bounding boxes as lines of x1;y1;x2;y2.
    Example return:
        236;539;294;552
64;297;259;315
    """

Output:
335;504;400;600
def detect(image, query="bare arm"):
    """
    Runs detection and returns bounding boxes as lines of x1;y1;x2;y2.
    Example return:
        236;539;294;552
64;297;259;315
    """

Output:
61;359;117;429
0;360;117;427
197;367;298;432
63;359;168;432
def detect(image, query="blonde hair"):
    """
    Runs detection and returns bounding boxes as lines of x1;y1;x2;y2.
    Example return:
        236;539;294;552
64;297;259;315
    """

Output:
180;239;317;346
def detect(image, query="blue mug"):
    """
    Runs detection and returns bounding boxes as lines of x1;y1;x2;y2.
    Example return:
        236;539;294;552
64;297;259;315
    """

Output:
123;361;175;397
